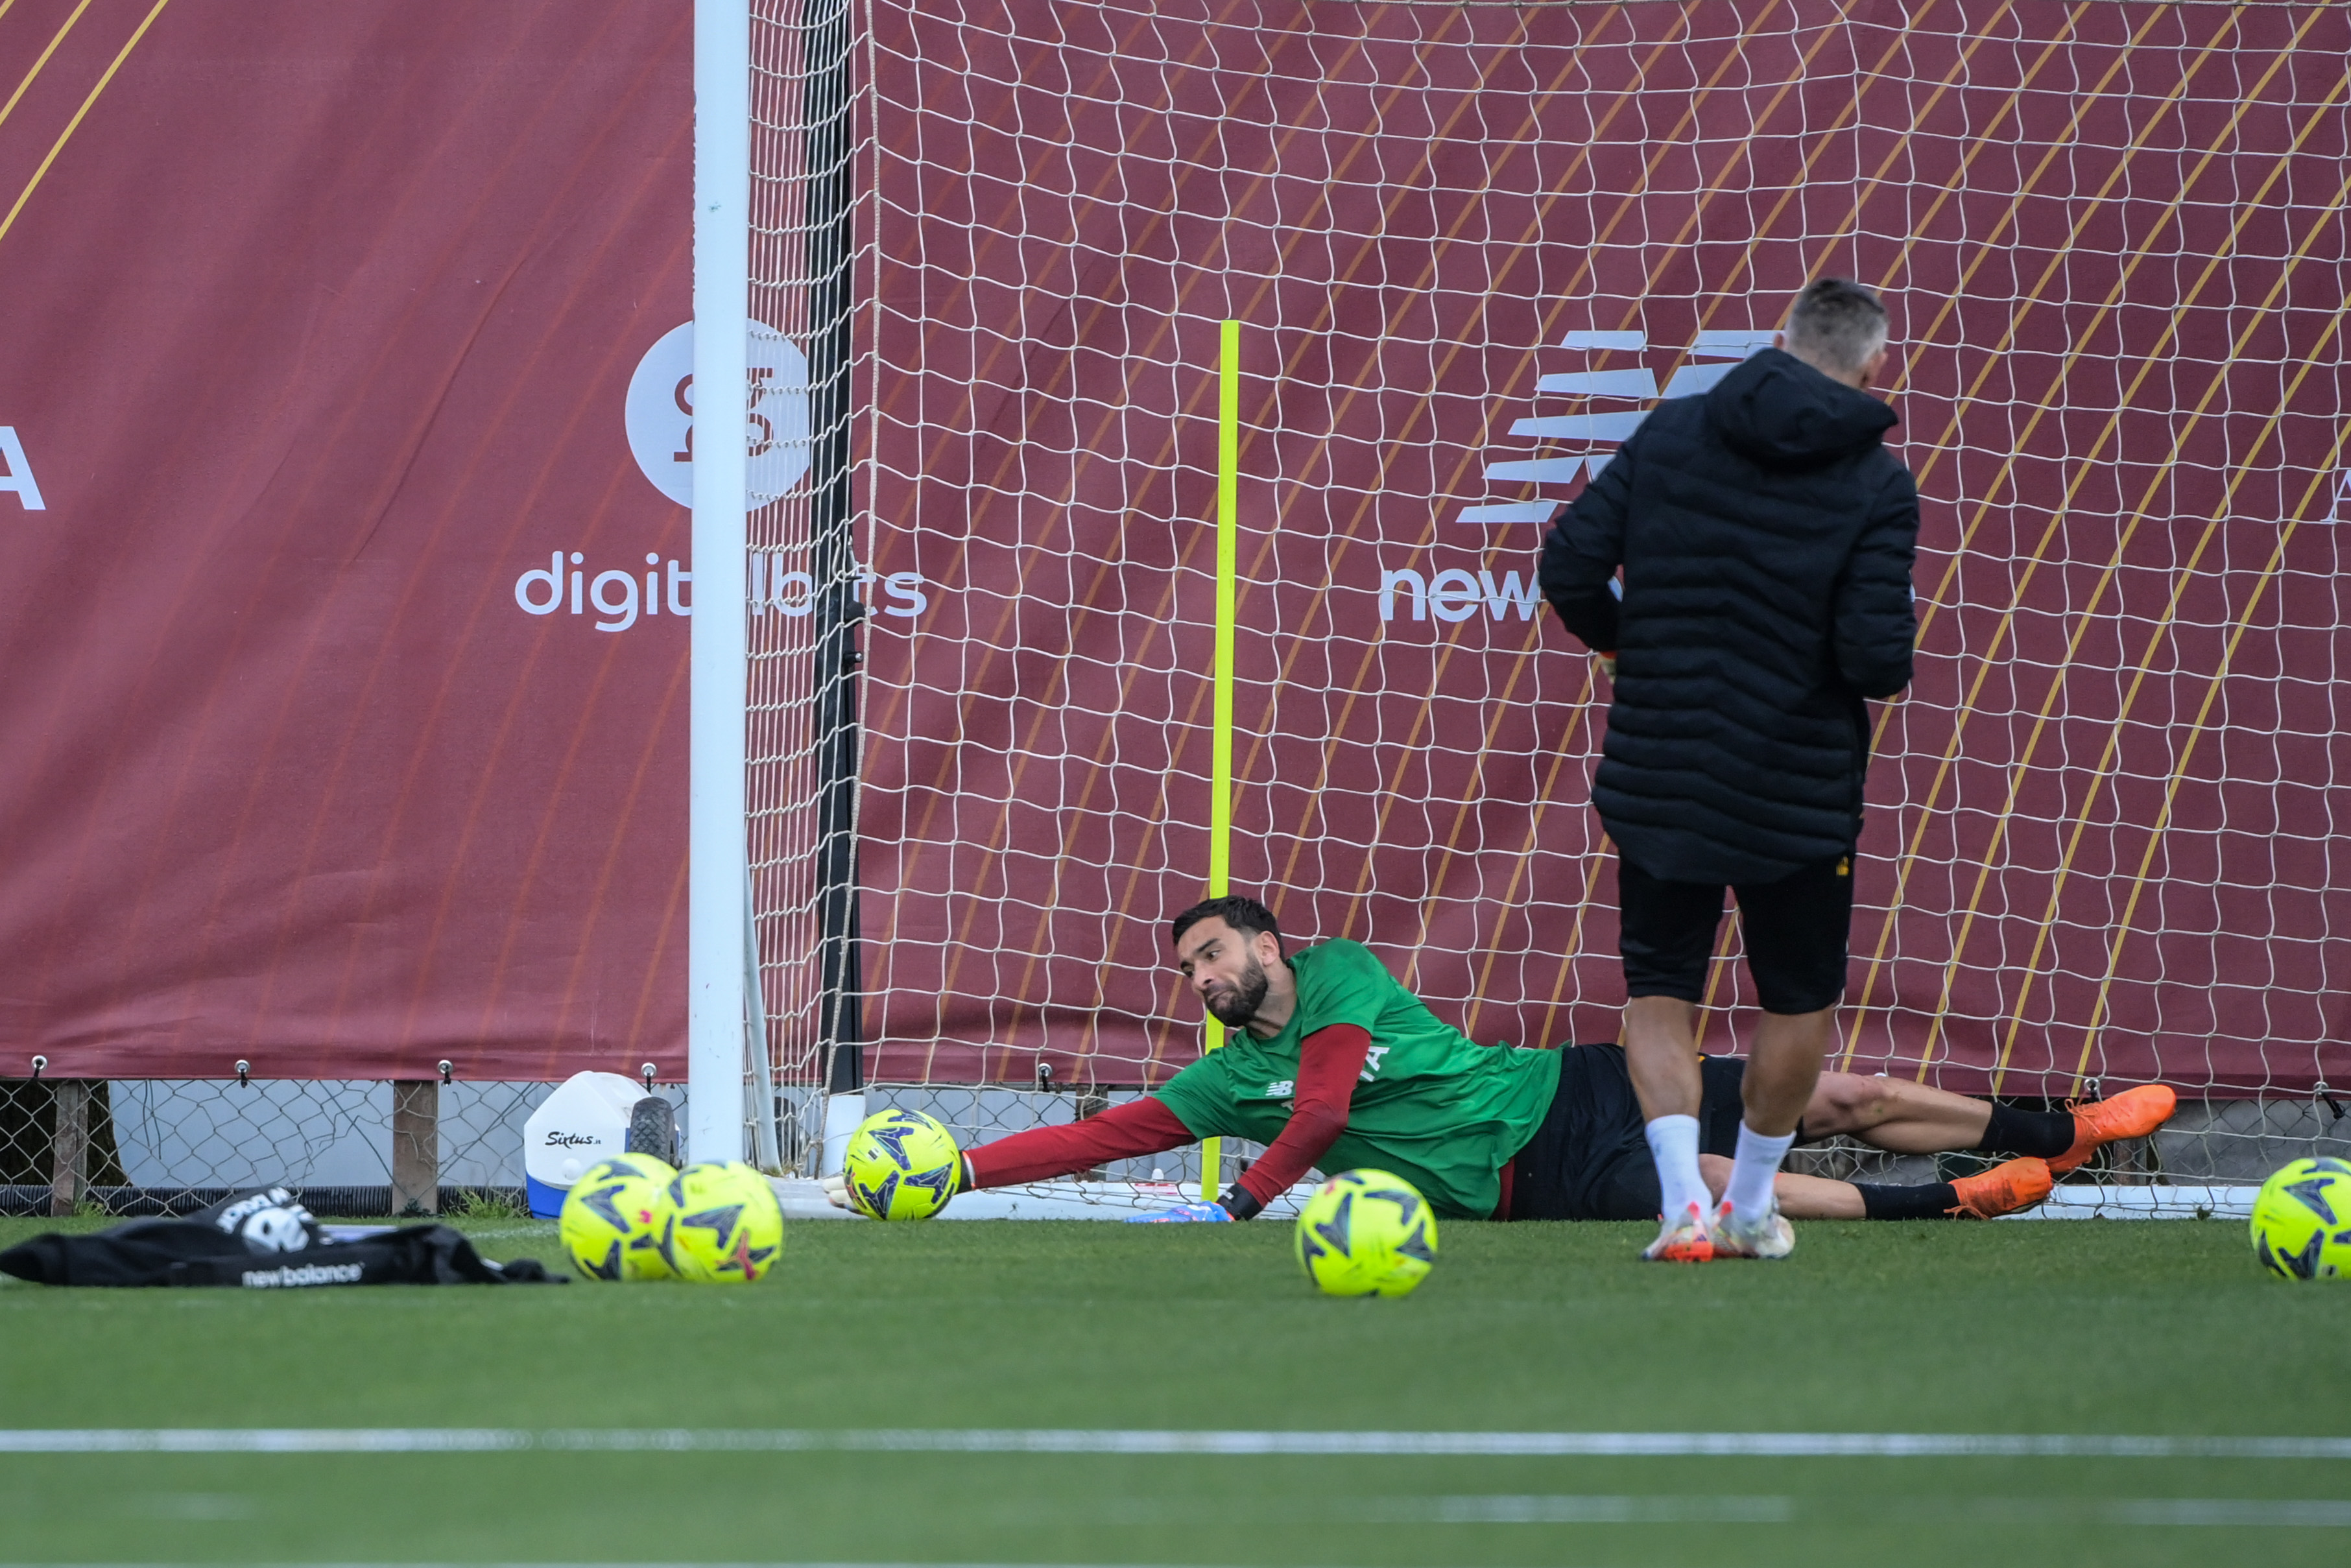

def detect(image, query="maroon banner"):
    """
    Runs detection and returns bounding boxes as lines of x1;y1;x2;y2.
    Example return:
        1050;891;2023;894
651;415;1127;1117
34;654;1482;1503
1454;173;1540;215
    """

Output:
857;1;2351;1099
0;1;692;1080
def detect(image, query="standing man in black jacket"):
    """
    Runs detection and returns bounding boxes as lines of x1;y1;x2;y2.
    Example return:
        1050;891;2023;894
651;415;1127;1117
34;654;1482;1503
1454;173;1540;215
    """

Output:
1538;278;1919;1263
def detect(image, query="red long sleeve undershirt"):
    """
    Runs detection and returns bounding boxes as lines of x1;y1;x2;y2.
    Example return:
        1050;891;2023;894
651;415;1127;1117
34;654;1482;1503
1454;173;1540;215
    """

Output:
966;1024;1373;1213
964;1095;1196;1188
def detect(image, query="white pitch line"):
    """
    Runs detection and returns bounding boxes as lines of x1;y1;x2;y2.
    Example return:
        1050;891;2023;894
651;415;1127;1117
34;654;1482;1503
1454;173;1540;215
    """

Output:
1402;1493;1796;1523
0;1429;2345;1458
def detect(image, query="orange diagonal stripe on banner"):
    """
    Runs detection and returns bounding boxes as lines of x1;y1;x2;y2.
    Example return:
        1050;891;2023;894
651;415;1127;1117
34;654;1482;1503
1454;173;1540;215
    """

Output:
1789;2;2050;287
1986;159;2351;1095
0;0;167;252
1869;8;2092;297
865;6;1244;978
961;5;1579;1078
916;2;1361;1078
1090;5;1555;1075
1080;6;1677;1065
1420;0;1881;1025
1264;2;1686;909
2070;421;2351;1097
857;0;1221;748
1833;8;2187;1062
1603;4;1938;1047
1098;8;1525;1077
0;0;91;136
1836;4;2277;1069
892;0;1316;1054
990;10;1481;1058
1395;2;1889;1038
1496;2;1870;1043
1171;10;1569;997
1858;1;2191;674
1337;2;1819;955
1900;25;2338;1084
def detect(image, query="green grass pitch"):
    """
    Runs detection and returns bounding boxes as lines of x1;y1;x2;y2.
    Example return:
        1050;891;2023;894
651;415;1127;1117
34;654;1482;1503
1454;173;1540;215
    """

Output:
0;1212;2342;1567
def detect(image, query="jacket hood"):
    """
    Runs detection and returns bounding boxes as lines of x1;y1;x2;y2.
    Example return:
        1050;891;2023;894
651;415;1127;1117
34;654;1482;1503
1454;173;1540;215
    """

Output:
1704;347;1897;471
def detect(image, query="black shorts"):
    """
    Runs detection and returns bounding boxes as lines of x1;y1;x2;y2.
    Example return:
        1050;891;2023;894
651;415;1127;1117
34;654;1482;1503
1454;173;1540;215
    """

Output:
1617;851;1855;1016
1506;1043;1749;1221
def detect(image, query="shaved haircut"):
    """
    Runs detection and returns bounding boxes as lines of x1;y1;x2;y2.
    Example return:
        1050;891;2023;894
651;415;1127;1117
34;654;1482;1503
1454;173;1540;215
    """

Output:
1784;277;1889;375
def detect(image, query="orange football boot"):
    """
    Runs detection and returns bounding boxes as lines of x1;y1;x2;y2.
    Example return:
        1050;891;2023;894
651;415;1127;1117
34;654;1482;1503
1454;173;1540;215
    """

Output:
1946;1156;2053;1219
2049;1084;2178;1176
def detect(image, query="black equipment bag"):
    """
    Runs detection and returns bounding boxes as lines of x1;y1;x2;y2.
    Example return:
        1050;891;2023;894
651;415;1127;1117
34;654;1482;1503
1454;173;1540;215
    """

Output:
0;1185;558;1287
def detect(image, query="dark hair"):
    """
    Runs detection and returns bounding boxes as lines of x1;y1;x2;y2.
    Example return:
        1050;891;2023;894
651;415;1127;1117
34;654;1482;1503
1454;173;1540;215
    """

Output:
1784;277;1889;374
1169;895;1283;954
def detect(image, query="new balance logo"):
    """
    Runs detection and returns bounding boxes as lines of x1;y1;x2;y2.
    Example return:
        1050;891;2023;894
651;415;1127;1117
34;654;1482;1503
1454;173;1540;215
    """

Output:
1376;566;1542;624
1376;327;1778;630
1459;327;1778;523
240;1263;364;1289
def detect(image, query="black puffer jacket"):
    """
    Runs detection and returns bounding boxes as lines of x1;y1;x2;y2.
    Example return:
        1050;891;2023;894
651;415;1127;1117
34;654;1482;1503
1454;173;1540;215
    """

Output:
1539;348;1918;884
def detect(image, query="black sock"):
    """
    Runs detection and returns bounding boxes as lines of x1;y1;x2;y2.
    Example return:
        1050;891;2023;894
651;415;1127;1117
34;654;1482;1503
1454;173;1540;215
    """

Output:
1973;1102;2074;1159
1856;1182;1960;1220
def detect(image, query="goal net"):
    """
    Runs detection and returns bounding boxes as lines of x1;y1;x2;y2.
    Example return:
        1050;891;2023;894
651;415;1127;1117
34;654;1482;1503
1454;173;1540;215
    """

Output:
748;0;2351;1200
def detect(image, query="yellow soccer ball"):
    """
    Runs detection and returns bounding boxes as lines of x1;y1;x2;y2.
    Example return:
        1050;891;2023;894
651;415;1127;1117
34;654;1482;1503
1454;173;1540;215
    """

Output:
842;1109;962;1221
667;1161;786;1284
558;1154;679;1282
2250;1156;2351;1279
1293;1169;1438;1298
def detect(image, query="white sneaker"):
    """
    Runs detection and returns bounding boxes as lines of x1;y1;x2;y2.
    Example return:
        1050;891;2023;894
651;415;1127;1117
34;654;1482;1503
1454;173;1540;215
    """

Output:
1710;1200;1795;1259
1640;1200;1717;1262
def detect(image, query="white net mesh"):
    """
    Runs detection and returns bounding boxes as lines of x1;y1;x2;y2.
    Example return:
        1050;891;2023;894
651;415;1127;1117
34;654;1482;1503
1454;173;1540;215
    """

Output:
741;0;857;1172
752;1;2351;1190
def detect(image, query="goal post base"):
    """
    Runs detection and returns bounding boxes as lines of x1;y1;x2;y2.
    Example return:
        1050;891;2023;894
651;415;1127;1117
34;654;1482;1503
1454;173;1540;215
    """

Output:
2000;1185;2258;1221
769;1174;1317;1222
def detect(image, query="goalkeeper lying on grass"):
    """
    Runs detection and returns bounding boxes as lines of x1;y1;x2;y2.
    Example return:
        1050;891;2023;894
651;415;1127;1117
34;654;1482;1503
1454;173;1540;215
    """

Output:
829;896;2174;1228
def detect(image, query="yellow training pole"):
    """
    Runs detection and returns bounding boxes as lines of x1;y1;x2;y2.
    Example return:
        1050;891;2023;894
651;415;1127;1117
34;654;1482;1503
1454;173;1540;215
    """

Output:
1201;318;1239;1205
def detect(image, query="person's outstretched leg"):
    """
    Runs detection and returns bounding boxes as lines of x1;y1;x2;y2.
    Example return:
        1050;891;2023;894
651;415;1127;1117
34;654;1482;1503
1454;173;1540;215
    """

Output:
1800;1073;2003;1152
1702;1153;1863;1218
1698;1152;2055;1221
1796;1072;2175;1170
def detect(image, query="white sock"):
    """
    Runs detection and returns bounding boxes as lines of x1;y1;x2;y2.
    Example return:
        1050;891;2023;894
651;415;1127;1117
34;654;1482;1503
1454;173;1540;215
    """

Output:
1725;1122;1796;1224
1643;1115;1708;1222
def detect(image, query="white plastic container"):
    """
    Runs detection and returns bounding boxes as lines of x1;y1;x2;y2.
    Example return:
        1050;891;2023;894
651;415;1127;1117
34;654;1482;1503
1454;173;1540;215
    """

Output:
523;1071;650;1217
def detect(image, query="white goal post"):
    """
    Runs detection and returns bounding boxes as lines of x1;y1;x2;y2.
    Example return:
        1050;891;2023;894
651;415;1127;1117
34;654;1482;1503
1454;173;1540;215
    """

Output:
694;0;868;1172
687;0;752;1167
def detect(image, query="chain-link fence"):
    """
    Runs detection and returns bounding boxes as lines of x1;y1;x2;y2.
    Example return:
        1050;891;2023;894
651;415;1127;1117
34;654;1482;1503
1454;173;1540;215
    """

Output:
8;1073;2346;1219
0;1078;690;1218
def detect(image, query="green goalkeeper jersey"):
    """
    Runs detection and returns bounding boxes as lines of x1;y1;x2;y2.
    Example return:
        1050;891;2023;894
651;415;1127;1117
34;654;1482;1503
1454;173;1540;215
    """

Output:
1153;939;1562;1219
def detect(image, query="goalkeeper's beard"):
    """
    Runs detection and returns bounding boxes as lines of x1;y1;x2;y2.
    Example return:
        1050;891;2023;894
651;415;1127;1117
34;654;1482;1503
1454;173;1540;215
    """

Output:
1203;957;1271;1028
